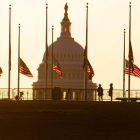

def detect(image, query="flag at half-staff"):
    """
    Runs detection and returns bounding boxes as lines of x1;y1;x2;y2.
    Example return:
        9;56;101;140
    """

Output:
19;57;33;77
0;67;3;77
83;49;95;80
125;59;140;78
128;41;134;63
53;56;62;79
83;57;94;81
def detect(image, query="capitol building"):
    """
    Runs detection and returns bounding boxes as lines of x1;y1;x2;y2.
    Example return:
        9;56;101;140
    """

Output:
32;3;97;100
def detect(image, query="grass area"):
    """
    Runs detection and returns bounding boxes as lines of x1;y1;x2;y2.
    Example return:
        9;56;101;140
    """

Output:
0;100;139;140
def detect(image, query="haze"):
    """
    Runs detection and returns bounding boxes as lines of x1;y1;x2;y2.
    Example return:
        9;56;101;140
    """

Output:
0;0;140;89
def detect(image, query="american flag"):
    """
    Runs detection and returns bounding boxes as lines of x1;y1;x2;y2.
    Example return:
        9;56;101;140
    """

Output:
128;42;134;63
19;57;33;77
83;47;94;80
53;56;62;79
83;45;87;58
125;59;140;78
83;58;94;80
0;67;3;74
0;67;3;77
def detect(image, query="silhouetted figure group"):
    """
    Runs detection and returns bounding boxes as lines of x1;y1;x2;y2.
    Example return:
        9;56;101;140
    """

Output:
97;83;113;101
15;91;24;100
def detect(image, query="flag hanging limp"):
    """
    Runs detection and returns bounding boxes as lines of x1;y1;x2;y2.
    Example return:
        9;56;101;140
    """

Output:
128;41;134;63
19;57;33;77
83;49;94;81
125;59;140;78
53;56;62;79
83;57;94;81
125;41;140;78
0;67;3;77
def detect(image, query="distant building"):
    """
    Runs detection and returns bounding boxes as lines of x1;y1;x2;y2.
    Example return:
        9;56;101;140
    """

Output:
32;3;97;100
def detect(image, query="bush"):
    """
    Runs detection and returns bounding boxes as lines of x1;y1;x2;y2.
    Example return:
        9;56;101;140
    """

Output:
52;87;62;100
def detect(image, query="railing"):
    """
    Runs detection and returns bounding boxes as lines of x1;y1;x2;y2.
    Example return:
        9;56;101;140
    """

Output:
0;88;33;100
33;88;97;101
0;88;140;101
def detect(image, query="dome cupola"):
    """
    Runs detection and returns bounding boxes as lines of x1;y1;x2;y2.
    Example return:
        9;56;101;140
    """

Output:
60;3;72;39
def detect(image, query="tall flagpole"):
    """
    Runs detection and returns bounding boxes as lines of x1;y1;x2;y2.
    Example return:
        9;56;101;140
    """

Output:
45;4;48;99
85;3;88;101
18;24;20;98
51;25;54;89
128;2;131;101
123;29;125;97
8;5;11;99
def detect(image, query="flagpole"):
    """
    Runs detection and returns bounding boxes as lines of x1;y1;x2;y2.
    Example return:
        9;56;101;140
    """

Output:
128;2;131;101
123;29;125;97
8;5;11;99
45;4;48;99
51;25;54;89
18;24;20;98
85;3;88;101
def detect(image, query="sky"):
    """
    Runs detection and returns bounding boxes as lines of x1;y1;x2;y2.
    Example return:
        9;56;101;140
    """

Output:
0;0;140;90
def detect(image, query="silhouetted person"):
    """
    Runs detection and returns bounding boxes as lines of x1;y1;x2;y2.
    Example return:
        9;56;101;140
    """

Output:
19;91;24;100
109;83;113;101
65;89;71;100
97;84;103;101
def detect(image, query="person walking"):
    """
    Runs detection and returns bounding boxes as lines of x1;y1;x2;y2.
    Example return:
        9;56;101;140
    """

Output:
109;83;113;101
97;84;103;101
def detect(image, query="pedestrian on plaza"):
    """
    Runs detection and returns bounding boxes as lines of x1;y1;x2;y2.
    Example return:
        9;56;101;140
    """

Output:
109;83;113;101
65;89;71;100
97;84;103;101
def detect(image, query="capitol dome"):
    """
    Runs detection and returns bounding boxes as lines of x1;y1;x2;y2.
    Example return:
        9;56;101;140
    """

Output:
43;38;84;61
32;3;97;100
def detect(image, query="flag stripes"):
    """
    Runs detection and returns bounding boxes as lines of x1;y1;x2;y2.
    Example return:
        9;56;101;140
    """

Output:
126;41;140;78
19;57;33;77
0;67;3;77
83;57;94;80
0;67;3;74
125;59;140;78
83;48;94;80
53;56;62;78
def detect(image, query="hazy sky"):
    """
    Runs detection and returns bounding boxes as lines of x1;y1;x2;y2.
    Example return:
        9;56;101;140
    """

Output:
0;0;140;90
